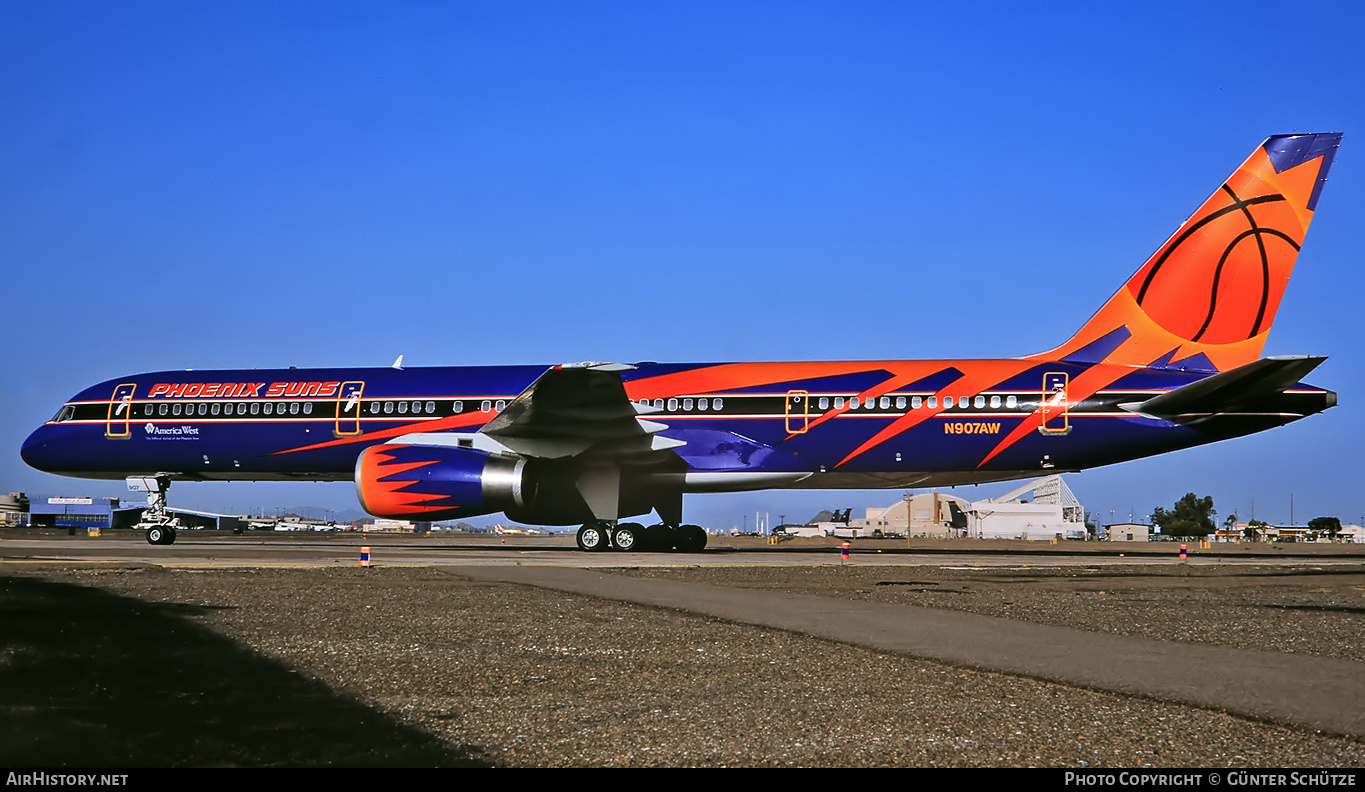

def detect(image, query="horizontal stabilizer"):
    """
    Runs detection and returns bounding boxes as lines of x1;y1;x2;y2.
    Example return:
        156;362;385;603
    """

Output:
1123;355;1329;420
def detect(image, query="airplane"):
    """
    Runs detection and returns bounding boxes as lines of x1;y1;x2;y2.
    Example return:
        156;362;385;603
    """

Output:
22;133;1341;552
494;524;544;536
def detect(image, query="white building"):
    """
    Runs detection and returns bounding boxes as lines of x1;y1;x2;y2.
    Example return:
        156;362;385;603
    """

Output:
792;493;970;538
967;475;1088;540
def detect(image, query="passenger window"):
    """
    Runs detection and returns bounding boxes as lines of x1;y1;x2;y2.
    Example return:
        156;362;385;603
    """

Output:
912;396;922;409
880;396;890;409
683;399;693;411
849;397;859;409
1006;395;1018;409
173;403;182;416
304;402;313;415
264;403;273;415
928;396;938;409
713;398;723;410
834;397;845;409
251;402;260;415
667;398;678;411
426;401;435;414
454;401;463;413
144;405;154;417
653;399;664;408
896;396;906;410
290;402;299;415
974;395;985;408
943;396;953;408
211;403;221;416
237;403;246;415
699;398;709;410
159;403;167;416
495;400;506;411
818;397;829;410
481;400;491;412
398;401;408;414
990;395;1001;408
385;402;394;414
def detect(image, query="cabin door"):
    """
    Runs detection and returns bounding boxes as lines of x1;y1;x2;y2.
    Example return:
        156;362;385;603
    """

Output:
1040;372;1070;435
106;383;136;438
335;381;365;436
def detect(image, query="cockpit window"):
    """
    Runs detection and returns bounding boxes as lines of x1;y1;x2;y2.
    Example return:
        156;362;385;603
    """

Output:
50;405;75;423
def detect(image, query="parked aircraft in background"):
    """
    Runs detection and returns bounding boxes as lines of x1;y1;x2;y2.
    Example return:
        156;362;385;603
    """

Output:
22;134;1341;551
494;524;544;536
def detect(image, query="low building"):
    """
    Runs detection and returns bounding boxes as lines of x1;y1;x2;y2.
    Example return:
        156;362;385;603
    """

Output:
0;492;29;526
363;518;432;533
791;493;969;538
1107;522;1152;542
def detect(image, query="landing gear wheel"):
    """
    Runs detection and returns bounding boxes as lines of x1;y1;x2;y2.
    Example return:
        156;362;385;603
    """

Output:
612;523;642;552
640;524;665;552
576;522;609;552
145;525;177;545
677;524;707;552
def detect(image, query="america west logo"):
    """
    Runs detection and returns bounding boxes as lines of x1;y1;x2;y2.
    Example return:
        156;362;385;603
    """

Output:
144;423;199;437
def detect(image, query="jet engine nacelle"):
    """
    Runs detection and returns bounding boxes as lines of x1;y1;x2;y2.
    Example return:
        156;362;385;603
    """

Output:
354;443;531;521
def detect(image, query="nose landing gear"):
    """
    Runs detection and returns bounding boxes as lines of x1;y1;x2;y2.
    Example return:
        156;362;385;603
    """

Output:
130;475;179;545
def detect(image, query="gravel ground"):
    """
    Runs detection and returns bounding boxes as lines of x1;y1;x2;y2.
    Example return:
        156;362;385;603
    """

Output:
6;563;1365;768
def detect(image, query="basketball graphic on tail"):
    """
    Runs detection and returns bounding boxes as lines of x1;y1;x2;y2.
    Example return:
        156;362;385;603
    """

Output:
1039;133;1339;373
1129;180;1301;346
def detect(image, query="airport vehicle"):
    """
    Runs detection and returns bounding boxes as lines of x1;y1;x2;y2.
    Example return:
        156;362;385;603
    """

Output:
22;134;1341;551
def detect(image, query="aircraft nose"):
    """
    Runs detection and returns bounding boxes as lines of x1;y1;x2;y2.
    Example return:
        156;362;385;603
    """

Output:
21;426;60;473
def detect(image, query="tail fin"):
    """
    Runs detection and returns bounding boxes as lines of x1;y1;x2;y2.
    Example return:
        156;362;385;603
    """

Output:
1036;133;1341;373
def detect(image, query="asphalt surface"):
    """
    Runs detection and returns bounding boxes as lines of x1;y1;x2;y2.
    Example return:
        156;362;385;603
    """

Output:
3;532;1364;767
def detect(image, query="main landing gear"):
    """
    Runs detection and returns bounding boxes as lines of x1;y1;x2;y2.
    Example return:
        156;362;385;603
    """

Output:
575;521;707;553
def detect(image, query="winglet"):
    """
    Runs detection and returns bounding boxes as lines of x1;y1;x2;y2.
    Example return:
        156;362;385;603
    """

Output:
1035;133;1342;373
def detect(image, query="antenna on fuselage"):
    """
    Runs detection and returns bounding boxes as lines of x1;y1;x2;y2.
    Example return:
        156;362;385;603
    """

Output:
392;355;404;370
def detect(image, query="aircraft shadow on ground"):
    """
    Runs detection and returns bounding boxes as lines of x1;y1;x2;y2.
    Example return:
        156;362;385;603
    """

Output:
0;575;494;767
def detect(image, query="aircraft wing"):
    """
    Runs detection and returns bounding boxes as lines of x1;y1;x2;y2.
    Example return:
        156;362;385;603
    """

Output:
478;362;685;460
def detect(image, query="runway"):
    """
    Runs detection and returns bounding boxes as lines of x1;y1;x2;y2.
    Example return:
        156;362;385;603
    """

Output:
5;531;1362;569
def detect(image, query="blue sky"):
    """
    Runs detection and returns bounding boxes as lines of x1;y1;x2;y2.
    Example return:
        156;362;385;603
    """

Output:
4;1;1363;529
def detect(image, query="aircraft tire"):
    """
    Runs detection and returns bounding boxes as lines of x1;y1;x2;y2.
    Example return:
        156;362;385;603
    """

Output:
643;524;669;552
164;527;177;545
678;524;707;552
612;523;640;552
145;526;163;545
576;523;608;552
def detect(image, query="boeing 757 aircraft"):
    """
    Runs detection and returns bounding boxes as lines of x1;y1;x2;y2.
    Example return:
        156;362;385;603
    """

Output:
22;133;1341;551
